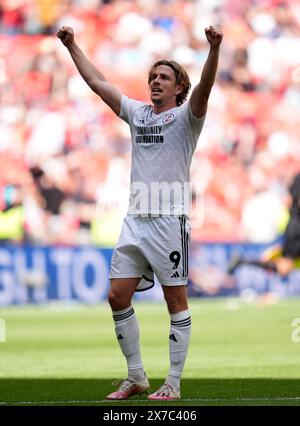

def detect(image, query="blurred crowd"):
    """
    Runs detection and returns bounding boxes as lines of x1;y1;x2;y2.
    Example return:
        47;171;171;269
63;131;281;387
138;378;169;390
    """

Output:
1;0;300;246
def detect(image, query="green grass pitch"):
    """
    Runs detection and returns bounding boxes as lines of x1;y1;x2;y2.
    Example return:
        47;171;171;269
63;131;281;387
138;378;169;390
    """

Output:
0;297;300;406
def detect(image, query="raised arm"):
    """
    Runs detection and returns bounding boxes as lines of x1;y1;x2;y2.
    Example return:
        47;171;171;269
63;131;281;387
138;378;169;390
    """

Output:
56;26;122;115
190;26;223;118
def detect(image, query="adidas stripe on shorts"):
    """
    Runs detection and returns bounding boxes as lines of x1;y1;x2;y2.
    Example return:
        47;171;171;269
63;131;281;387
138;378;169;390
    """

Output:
109;214;190;290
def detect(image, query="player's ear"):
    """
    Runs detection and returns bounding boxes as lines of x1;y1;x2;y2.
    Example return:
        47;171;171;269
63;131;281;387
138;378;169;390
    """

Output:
175;84;183;95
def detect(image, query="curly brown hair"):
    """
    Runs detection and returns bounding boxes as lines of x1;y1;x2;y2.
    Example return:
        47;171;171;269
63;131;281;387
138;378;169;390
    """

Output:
148;60;191;106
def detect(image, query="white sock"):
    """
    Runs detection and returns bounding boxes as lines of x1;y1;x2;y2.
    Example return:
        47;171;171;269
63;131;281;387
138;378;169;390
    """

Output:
166;309;191;391
112;306;145;380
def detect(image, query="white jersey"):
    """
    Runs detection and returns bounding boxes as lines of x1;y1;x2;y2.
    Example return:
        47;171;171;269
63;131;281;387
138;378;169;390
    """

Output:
119;95;206;217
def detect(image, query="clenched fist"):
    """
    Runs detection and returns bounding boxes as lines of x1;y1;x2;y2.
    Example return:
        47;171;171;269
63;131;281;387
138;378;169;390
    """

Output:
205;26;223;47
56;26;75;47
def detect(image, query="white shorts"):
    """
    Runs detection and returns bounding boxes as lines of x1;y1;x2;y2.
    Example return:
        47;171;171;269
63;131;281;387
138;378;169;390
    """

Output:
109;214;190;291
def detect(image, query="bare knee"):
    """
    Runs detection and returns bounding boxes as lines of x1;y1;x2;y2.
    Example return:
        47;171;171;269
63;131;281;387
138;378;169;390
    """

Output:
165;296;184;313
107;287;118;308
108;278;139;311
107;288;130;310
162;285;188;314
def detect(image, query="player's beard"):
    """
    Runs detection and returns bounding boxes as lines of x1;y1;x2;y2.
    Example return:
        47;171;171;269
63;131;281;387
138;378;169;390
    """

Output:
151;92;163;105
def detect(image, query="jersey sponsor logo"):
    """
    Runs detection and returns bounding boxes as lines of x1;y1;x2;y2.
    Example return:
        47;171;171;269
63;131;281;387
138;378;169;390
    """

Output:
136;125;164;144
162;113;175;124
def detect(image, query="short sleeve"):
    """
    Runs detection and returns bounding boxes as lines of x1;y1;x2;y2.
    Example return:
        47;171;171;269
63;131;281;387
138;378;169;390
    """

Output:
186;100;206;132
119;95;145;125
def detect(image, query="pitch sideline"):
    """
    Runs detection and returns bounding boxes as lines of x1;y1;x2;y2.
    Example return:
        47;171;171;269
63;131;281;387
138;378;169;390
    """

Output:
1;396;300;405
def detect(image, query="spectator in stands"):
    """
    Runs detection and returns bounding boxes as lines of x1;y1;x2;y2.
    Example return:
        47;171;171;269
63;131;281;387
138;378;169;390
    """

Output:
0;185;24;243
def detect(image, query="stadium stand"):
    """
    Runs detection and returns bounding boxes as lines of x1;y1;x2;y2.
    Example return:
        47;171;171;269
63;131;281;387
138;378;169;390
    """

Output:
1;0;300;245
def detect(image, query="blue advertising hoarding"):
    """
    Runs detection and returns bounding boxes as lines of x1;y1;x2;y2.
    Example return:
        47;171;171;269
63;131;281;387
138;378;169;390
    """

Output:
0;243;299;306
